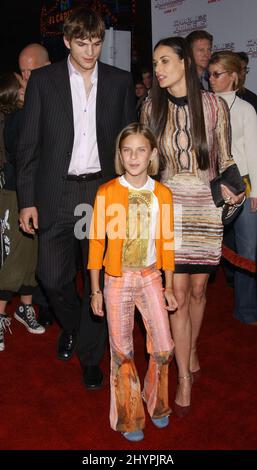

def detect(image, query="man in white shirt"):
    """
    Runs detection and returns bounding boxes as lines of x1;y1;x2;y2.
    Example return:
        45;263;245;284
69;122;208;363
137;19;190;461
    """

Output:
17;8;136;389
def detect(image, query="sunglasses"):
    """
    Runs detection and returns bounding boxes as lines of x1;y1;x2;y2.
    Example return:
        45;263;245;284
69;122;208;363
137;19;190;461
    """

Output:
209;71;229;79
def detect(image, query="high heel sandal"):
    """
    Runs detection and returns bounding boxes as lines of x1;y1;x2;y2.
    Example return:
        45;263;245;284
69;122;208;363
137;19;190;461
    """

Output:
173;373;192;418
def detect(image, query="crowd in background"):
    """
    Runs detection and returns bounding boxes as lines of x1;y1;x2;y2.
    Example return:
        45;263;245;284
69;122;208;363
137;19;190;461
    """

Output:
0;7;256;443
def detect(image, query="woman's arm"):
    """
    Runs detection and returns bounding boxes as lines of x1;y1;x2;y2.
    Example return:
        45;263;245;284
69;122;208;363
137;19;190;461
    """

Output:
216;96;234;173
216;97;245;204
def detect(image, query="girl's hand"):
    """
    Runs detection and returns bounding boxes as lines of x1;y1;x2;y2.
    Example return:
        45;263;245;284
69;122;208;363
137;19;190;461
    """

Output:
91;293;104;317
164;288;178;312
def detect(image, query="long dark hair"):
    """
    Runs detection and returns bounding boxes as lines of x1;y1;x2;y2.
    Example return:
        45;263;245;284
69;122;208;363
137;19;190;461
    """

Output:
150;36;209;170
0;72;21;114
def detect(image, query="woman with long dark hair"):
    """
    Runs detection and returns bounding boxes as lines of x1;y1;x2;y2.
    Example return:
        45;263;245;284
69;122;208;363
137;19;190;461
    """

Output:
141;37;244;416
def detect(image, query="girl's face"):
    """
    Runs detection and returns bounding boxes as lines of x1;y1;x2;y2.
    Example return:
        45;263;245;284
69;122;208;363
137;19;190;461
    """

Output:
120;133;157;182
209;62;237;93
153;45;185;93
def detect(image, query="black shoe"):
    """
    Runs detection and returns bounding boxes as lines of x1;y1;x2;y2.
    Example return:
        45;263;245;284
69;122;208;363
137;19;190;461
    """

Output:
38;306;54;327
83;365;104;390
57;330;77;361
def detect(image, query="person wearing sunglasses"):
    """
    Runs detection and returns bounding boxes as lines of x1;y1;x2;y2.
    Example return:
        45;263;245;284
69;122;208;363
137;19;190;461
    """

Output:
209;51;257;325
236;51;257;114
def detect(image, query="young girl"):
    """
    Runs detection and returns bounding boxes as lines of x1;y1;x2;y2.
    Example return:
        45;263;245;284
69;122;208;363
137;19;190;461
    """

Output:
88;122;177;442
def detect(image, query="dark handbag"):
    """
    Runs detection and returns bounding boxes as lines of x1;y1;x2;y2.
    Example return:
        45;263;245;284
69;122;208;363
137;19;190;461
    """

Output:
221;197;245;225
210;163;246;224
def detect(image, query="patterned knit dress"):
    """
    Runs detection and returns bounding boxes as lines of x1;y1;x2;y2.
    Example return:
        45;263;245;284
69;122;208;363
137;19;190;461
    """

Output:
142;92;234;273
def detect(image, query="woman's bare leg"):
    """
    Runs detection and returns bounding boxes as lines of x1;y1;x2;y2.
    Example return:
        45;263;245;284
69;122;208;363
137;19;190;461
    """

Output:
20;295;33;305
170;273;192;406
189;273;209;373
0;300;8;314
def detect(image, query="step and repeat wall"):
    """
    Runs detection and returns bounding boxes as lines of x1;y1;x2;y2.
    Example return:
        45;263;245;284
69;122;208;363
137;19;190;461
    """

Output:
151;0;257;93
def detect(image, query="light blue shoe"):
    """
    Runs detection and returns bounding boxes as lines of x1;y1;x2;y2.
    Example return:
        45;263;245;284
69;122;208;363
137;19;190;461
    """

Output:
122;430;144;441
151;415;169;428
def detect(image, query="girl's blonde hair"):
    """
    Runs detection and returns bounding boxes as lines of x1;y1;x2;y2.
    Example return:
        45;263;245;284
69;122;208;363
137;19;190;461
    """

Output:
115;122;159;176
209;51;243;91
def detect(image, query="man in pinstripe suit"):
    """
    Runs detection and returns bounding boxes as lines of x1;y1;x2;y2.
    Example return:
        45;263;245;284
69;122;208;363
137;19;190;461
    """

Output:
17;8;136;389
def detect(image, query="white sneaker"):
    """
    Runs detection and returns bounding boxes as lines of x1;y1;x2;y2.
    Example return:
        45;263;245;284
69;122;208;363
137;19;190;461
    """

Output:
0;314;12;351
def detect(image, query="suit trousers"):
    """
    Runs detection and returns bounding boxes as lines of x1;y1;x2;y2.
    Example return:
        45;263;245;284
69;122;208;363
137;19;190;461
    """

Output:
37;176;107;367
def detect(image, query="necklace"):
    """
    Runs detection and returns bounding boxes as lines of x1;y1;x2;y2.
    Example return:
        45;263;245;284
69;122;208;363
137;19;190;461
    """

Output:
229;95;236;111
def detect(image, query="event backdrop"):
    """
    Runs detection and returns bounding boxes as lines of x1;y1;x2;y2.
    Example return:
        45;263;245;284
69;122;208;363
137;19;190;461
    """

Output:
151;0;257;93
100;28;131;71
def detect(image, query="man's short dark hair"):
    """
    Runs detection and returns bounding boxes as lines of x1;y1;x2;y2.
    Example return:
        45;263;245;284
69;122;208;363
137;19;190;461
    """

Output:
141;66;153;75
186;30;213;47
63;7;105;41
236;51;249;64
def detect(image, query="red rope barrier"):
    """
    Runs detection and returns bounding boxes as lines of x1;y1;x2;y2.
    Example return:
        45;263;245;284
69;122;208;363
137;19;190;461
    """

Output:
222;244;256;273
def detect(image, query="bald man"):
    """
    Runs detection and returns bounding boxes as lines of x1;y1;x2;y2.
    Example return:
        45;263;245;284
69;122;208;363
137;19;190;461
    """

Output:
19;43;50;86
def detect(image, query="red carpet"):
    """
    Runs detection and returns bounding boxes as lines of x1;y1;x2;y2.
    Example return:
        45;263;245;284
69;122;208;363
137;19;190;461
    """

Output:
1;269;257;450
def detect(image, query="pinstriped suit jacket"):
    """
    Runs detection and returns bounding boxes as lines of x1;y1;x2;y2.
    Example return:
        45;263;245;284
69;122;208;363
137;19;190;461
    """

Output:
16;59;136;228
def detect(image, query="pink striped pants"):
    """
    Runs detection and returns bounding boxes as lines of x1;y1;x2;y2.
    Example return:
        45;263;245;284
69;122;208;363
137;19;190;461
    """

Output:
104;267;174;432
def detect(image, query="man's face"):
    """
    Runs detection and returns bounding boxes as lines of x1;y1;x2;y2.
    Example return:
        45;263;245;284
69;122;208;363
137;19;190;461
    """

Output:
192;39;212;74
19;55;46;83
64;36;103;74
135;83;146;98
142;72;152;90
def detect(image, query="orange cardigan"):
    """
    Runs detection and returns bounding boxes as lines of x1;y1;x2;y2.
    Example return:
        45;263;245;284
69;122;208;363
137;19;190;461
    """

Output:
88;177;175;276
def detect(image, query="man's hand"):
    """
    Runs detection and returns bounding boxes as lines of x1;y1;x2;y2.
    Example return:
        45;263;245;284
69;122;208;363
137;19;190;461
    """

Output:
19;207;38;234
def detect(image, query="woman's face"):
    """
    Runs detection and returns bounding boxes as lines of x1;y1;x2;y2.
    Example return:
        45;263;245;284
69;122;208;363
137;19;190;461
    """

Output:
153;45;185;94
209;62;237;93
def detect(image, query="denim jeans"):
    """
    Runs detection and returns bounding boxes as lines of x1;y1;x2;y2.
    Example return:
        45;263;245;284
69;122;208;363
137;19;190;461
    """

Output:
233;198;257;323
